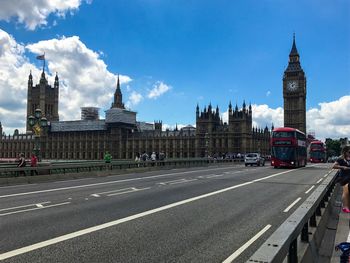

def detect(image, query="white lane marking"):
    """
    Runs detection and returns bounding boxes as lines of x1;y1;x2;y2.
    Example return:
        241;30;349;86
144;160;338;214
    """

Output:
169;179;198;185
0;166;239;199
0;184;38;189
204;174;223;179
0;202;70;217
283;197;302;213
316;178;323;184
222;224;272;263
91;194;100;198
0;169;294;260
0;202;51;212
347;231;350;242
305;185;315;194
158;178;197;185
107;187;150;196
323;173;329;178
36;204;44;208
95;187;135;195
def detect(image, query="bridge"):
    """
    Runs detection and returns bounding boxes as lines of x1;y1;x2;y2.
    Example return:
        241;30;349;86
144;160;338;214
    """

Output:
0;160;347;262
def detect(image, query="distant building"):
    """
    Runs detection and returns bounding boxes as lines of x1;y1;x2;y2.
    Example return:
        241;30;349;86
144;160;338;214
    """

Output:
1;72;272;160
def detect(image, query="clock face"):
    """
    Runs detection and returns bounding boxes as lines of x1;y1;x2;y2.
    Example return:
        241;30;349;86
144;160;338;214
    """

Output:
287;80;298;91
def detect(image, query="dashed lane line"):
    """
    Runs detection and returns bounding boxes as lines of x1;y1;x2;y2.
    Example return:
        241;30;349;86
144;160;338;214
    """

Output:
222;224;272;263
283;197;302;213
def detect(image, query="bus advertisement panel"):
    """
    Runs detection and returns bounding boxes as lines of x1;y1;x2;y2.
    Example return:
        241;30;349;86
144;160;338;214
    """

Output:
270;127;307;168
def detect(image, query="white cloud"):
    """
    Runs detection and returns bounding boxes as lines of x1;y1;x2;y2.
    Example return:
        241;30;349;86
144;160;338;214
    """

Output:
252;104;283;129
0;29;131;134
307;96;350;140
0;0;87;30
126;91;143;108
26;35;132;121
147;81;171;99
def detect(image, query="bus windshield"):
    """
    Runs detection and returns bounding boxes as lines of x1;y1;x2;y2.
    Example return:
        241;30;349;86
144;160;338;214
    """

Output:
272;147;295;161
310;151;325;159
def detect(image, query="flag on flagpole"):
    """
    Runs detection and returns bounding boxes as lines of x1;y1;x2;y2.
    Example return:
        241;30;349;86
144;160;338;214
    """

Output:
36;54;45;60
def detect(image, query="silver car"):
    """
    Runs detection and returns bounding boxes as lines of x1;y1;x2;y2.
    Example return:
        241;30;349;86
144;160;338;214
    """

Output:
244;153;265;166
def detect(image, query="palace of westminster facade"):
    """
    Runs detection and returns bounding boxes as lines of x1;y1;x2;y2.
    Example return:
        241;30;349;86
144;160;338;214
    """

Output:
0;37;306;160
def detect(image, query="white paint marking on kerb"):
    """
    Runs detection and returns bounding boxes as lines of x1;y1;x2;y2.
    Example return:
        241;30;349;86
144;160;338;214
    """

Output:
222;224;272;263
284;197;302;213
0;170;293;260
305;185;315;194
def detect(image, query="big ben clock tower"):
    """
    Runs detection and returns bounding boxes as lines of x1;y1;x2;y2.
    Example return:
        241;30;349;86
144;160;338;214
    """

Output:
283;35;306;134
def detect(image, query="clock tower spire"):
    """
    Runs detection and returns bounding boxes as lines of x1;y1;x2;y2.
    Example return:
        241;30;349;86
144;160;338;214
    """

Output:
283;34;307;134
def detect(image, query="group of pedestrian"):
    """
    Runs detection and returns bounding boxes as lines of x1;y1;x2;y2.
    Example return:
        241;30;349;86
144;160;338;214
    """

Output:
333;146;350;213
134;151;166;166
16;153;38;176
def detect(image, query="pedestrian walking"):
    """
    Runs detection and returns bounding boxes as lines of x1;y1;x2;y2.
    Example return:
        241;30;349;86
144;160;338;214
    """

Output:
333;146;350;213
30;153;38;176
17;153;26;176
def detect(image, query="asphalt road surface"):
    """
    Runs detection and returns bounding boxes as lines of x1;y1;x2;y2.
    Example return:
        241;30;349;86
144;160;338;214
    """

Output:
0;163;333;262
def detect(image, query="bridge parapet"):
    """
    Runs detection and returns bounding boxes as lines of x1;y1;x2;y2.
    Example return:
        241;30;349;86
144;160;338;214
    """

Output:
247;170;338;263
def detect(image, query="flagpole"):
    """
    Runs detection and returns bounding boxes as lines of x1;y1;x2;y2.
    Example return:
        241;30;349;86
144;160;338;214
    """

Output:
43;52;45;72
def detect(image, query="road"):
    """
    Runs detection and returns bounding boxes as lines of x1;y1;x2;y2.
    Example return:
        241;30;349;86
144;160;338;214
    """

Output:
0;163;333;262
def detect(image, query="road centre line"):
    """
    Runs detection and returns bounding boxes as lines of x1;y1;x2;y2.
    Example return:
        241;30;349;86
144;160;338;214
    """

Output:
0;169;294;260
316;178;323;184
168;179;198;185
0;202;70;217
305;185;315;194
0;202;51;212
0;166;238;199
222;224;272;263
283;197;302;213
107;187;151;196
95;187;135;195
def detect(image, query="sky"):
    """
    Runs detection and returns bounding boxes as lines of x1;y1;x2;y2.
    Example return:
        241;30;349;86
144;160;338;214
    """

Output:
0;0;349;141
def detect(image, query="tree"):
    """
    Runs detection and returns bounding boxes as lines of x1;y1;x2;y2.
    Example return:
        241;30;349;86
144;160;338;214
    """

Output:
325;138;341;157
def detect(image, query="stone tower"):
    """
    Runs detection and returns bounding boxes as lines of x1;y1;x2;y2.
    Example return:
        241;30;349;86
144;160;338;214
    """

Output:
283;35;307;134
111;75;125;109
26;70;59;131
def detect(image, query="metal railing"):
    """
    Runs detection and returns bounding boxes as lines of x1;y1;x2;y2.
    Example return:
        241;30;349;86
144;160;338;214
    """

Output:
0;158;244;178
247;169;338;263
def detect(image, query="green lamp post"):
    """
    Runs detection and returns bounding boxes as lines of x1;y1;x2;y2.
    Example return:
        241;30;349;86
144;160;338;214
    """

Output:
28;109;48;161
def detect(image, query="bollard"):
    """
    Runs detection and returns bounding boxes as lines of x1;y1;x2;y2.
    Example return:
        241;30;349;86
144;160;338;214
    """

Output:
335;242;350;263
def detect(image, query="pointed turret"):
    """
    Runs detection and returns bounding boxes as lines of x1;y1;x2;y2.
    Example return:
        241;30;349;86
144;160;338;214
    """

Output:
290;33;299;57
235;103;238;112
196;103;199;118
111;75;125;109
54;72;59;88
242;100;246;112
216;105;219;116
28;70;33;87
249;103;252;114
228;101;232;114
286;33;302;68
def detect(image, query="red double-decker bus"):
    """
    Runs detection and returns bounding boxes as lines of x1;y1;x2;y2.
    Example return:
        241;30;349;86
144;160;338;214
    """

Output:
309;140;326;163
270;127;307;168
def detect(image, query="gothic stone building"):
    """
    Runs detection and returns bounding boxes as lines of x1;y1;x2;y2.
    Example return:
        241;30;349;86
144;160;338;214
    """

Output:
0;66;276;161
283;35;307;134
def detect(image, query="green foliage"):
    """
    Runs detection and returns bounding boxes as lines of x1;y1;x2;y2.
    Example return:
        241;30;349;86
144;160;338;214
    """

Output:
325;138;341;157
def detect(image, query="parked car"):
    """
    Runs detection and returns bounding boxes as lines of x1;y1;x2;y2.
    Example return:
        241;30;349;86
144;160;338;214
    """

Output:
244;153;265;166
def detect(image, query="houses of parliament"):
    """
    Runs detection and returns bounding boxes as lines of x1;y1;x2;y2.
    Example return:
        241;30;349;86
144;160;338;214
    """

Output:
0;37;306;160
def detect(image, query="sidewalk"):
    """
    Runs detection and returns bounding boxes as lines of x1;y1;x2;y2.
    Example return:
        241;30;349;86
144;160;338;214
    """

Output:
331;201;350;262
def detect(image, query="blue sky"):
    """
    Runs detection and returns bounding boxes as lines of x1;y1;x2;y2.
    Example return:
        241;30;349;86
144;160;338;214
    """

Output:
0;0;349;139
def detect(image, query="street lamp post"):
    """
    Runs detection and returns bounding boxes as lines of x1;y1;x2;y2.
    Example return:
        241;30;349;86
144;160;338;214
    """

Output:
28;109;48;161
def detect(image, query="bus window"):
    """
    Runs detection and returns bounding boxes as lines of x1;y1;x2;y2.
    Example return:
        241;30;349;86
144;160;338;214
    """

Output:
272;131;295;138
